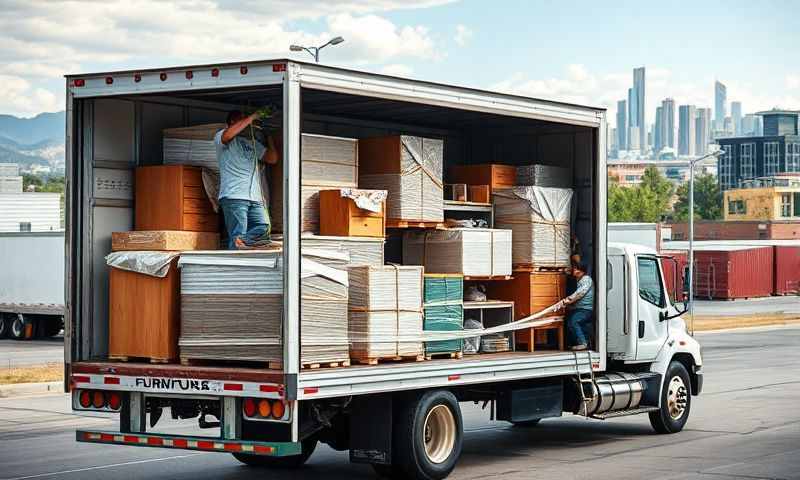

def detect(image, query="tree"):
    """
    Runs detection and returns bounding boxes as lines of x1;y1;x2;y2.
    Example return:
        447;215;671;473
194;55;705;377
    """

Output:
607;166;674;223
673;173;722;221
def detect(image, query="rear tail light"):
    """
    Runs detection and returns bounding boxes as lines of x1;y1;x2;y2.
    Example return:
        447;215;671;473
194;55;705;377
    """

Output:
73;389;121;412
242;398;289;422
73;79;85;87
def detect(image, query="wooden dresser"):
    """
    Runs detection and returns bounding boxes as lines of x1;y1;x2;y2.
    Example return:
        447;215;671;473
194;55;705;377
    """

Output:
135;165;218;232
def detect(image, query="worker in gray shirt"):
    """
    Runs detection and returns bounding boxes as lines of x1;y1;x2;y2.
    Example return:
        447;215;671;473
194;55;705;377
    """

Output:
215;109;278;249
562;261;594;351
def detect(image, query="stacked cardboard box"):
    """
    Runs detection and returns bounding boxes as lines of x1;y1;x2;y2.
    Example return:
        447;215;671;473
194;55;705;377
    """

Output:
402;228;512;277
516;164;571;188
359;135;444;222
348;265;424;362
423;274;464;356
163;123;225;171
494;186;572;267
301;235;384;268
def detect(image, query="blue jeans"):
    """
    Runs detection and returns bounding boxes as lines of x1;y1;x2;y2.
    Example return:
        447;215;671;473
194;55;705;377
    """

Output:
566;308;593;347
219;198;270;249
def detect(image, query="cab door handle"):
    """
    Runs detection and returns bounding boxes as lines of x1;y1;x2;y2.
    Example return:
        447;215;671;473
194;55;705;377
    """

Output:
638;320;645;338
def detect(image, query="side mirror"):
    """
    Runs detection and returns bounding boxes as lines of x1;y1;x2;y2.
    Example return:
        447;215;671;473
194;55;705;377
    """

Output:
663;303;689;321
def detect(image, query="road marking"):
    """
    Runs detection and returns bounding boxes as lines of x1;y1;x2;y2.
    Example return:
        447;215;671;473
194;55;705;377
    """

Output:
7;453;204;480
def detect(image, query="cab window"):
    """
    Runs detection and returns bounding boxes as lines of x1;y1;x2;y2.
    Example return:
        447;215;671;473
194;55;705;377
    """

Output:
637;257;665;307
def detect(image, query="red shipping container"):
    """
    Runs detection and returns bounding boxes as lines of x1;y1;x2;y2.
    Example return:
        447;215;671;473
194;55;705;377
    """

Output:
774;246;800;295
660;250;687;302
692;246;774;300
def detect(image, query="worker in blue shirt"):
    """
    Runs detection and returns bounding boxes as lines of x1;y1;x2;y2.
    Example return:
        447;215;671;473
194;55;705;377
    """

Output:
215;109;278;249
562;261;595;351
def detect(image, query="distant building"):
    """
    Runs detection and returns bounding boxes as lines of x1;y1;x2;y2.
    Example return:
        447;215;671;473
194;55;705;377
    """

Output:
695;108;712;155
714;80;727;129
616;99;627;151
632;67;646;151
608;162;646;187
654;105;664;154
660;98;676;150
670;220;800;240
628;125;641;152
678;104;696;156
742;114;762;137
0;163;23;193
731;101;742;136
716;109;800;191
723;175;800;221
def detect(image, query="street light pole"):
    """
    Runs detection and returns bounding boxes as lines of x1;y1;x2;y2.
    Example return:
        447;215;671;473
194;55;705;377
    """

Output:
290;36;344;63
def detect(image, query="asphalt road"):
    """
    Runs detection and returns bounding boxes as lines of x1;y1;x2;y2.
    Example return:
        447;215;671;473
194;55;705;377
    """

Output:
693;295;800;316
0;337;63;368
1;326;799;480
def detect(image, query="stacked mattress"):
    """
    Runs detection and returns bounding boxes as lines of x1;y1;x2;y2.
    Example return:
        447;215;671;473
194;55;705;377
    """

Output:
163;124;225;171
403;228;512;277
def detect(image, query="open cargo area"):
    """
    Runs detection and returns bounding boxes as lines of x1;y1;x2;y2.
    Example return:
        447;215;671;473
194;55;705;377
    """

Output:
66;61;605;401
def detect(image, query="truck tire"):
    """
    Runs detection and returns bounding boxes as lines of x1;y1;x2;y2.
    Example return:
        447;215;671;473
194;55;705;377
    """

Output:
392;390;463;480
9;314;31;340
232;437;317;468
0;314;9;338
649;361;691;434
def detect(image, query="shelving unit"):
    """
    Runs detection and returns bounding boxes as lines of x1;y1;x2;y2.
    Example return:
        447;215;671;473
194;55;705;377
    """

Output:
463;300;514;354
443;200;494;227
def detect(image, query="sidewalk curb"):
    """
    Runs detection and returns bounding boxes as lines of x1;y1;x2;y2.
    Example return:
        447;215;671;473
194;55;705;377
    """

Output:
0;381;64;398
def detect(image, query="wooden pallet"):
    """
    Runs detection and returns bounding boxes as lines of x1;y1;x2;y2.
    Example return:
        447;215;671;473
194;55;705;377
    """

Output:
179;357;282;370
425;351;464;361
109;355;172;364
463;275;513;281
513;264;571;273
386;218;445;229
301;360;351;370
352;354;425;366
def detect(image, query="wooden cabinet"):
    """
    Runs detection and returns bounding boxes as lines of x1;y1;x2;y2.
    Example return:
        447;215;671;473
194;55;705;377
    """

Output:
449;164;516;195
318;189;386;238
468;185;491;203
487;271;566;351
135;165;218;232
109;261;180;362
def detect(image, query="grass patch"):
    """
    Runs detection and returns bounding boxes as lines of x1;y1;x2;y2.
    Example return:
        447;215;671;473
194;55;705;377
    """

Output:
690;313;800;332
0;364;63;385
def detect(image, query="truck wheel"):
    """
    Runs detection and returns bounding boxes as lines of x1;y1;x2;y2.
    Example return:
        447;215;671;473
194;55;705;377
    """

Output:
649;361;691;434
393;390;463;480
232;437;317;468
9;314;32;340
0;314;9;338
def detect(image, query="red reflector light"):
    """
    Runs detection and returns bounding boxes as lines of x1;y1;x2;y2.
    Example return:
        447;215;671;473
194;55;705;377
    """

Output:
224;443;242;452
271;400;285;419
72;375;90;384
79;390;92;408
104;376;120;385
243;398;256;417
272;64;286;72
447;374;460;381
258;399;271;418
211;68;220;77
92;391;105;408
159;73;167;81
303;387;318;395
73;79;85;87
254;445;274;454
197;440;214;450
134;74;142;83
147;437;163;446
240;66;248;75
223;383;243;391
173;438;188;448
185;71;193;79
123;435;139;443
100;433;115;442
105;77;113;85
108;392;122;410
259;384;281;393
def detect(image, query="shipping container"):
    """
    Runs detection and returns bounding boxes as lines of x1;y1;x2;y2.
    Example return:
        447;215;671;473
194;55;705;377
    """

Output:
660;250;687;302
691;246;774;300
774;246;800;295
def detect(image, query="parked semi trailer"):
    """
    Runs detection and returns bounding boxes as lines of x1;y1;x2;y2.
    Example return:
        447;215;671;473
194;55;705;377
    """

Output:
0;231;65;339
64;60;702;480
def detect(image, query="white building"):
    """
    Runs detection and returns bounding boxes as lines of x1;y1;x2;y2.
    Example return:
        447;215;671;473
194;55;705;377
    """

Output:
0;193;61;232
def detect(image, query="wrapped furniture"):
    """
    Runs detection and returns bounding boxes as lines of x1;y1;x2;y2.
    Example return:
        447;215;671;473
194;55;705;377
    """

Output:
403;228;512;277
319;188;387;238
516;164;571;188
423;274;464;357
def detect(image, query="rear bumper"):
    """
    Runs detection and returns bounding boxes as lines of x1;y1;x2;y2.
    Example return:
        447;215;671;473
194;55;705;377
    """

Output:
77;430;300;456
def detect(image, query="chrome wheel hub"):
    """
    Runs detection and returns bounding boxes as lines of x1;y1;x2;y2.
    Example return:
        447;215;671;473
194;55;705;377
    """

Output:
423;404;456;464
666;375;688;420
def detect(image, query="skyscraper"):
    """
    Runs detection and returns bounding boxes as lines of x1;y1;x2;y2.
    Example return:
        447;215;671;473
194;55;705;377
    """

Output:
714;80;727;129
616;99;627;151
742;114;762;136
654;106;663;153
678;104;697;156
695;108;711;155
632;67;646;151
661;98;676;149
731;101;742;136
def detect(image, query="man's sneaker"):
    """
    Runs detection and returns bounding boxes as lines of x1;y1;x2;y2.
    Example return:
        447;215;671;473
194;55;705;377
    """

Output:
570;344;588;351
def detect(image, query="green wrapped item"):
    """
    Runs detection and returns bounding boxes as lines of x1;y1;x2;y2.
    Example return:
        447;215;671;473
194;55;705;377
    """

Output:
423;274;464;355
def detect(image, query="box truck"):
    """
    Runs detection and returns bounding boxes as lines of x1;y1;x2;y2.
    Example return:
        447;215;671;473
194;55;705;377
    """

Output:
64;59;702;480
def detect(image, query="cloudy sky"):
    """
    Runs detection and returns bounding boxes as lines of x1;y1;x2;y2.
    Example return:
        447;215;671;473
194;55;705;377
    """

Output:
2;0;798;128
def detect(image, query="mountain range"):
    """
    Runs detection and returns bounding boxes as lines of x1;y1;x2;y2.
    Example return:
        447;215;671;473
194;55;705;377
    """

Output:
0;112;65;170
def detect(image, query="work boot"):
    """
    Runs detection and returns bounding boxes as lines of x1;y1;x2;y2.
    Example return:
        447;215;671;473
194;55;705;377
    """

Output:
570;344;588;351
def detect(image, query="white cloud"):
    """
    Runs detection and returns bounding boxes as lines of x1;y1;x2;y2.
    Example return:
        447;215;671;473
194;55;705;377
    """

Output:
380;64;414;76
492;65;800;131
0;0;452;116
0;75;61;118
454;24;472;46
